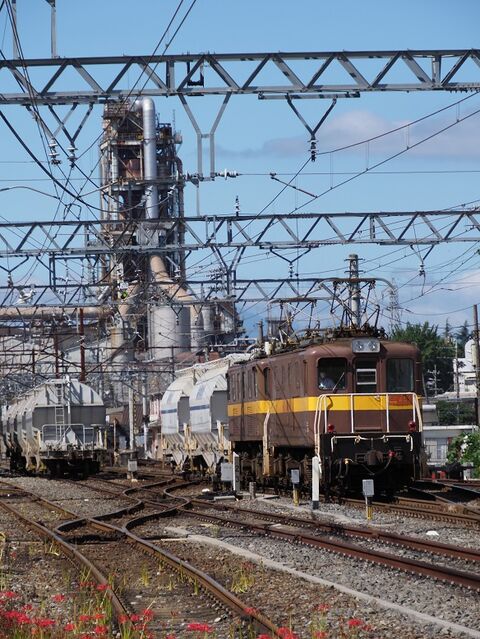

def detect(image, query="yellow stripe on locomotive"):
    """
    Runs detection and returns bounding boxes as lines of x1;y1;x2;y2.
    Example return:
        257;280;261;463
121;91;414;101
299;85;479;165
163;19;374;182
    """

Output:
228;393;415;417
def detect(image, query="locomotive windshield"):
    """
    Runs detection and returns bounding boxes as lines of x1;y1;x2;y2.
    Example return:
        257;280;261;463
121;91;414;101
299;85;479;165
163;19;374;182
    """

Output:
318;358;346;390
387;358;414;392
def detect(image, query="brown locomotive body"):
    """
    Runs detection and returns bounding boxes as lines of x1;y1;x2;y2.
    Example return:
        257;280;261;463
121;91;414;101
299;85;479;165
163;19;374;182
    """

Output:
227;335;424;494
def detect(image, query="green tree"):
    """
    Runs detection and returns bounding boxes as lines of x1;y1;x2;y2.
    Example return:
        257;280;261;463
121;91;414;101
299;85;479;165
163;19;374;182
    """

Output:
436;400;476;425
447;431;480;478
444;319;451;339
456;320;471;357
391;322;454;394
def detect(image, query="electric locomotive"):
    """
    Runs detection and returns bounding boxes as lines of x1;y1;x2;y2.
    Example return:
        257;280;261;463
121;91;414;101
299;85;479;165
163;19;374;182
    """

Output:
227;328;425;495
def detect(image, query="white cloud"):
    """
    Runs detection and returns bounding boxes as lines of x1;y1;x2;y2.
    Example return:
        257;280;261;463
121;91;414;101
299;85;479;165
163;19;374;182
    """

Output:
401;269;480;329
218;108;480;160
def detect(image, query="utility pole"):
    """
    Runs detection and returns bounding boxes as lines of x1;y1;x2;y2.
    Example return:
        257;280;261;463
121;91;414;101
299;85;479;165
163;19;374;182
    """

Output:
128;378;136;452
454;338;460;426
348;254;361;328
54;327;60;379
79;308;86;382
142;374;149;457
473;305;480;429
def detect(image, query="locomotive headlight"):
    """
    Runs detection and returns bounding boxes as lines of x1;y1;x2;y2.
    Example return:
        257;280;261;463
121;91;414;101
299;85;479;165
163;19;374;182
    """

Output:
352;338;380;353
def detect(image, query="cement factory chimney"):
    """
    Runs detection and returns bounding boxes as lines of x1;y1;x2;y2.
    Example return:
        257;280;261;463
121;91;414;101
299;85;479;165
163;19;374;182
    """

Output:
135;98;196;358
99;99;216;378
135;98;159;220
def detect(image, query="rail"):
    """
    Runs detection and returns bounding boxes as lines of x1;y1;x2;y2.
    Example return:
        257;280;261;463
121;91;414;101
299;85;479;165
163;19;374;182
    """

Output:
314;392;422;455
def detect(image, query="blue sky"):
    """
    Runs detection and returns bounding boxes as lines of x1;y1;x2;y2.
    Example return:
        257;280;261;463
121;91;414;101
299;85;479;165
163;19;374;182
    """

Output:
1;0;480;337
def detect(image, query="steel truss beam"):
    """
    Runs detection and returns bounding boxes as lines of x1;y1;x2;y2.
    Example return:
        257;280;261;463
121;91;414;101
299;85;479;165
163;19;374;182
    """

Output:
0;277;340;312
1;50;480;104
0;210;479;260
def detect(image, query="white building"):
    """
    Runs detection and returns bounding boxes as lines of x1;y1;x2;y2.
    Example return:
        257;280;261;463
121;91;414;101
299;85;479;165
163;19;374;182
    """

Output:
422;403;475;466
453;338;478;396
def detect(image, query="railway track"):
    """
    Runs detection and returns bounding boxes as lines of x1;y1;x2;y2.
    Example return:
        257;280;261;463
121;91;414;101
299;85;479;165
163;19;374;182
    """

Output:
128;465;480;527
72;476;480;592
409;479;480;506
188;499;480;564
0;479;282;638
340;494;480;527
2;476;480;639
171;499;480;592
0;484;130;627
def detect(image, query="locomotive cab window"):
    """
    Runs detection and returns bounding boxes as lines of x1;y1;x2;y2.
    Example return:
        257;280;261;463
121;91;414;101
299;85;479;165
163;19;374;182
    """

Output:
355;359;377;393
387;358;414;392
318;358;346;390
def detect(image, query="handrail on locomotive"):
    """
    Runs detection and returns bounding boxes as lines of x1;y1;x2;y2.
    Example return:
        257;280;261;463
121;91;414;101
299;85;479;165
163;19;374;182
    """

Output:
313;392;423;456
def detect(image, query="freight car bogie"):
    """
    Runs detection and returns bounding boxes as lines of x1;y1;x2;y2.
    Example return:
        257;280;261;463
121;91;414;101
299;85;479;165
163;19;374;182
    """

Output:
44;454;102;478
231;442;312;492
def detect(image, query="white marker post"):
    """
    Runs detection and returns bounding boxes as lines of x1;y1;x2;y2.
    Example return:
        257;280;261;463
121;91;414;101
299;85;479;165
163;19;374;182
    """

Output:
291;469;300;506
232;452;240;494
362;478;374;521
312;456;320;510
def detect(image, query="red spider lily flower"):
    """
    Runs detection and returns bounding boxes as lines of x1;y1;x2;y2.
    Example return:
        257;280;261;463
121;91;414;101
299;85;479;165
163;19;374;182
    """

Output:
94;625;108;635
245;607;258;615
36;618;56;628
186;622;214;633
3;610;17;618
0;591;17;599
16;613;33;625
347;619;364;628
277;628;298;639
118;614;130;624
96;583;109;591
142;608;154;619
78;614;91;623
362;624;374;632
64;622;76;631
92;613;105;621
80;581;95;588
316;604;330;613
52;594;66;602
3;611;26;622
130;614;141;622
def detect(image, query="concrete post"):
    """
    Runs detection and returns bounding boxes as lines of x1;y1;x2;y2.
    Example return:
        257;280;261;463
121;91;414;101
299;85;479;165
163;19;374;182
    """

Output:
312;455;320;510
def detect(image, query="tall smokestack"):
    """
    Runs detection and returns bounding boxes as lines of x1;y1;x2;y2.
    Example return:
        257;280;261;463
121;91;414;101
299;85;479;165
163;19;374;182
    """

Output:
136;97;159;220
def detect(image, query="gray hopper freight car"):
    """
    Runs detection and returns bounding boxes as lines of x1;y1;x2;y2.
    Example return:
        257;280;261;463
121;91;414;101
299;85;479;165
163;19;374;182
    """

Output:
1;377;107;476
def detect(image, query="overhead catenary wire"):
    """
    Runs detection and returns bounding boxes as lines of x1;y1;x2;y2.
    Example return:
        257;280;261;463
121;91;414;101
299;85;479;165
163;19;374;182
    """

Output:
0;8;480;370
178;95;480;288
